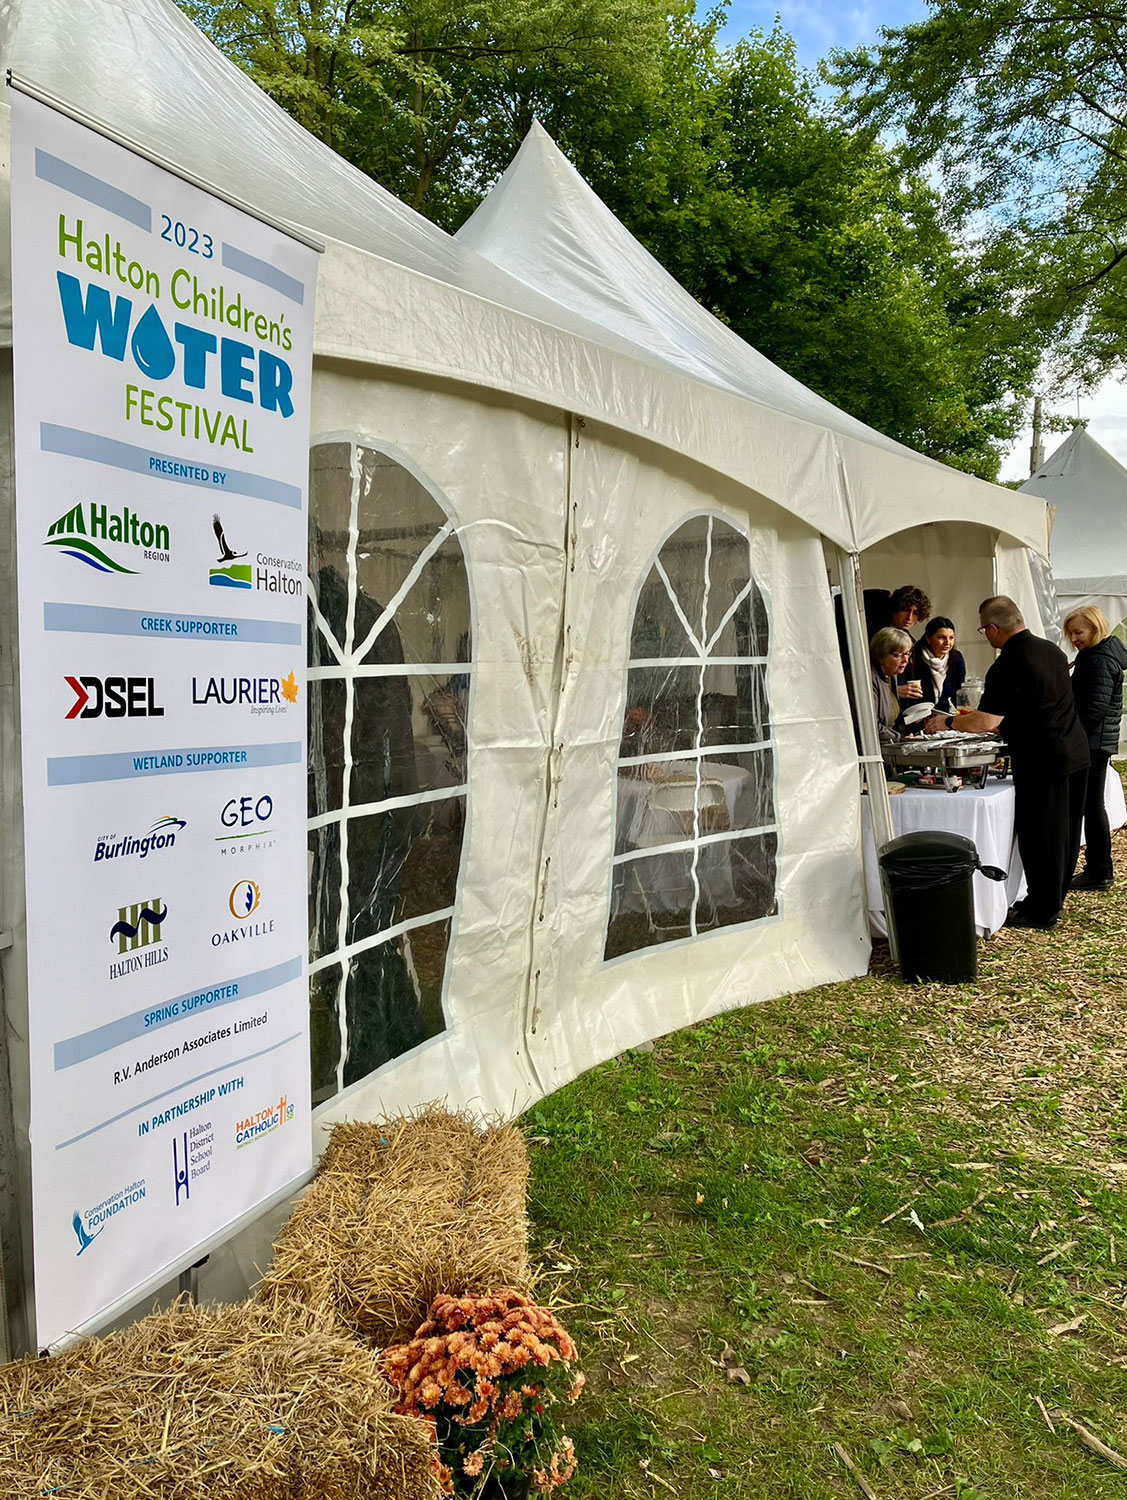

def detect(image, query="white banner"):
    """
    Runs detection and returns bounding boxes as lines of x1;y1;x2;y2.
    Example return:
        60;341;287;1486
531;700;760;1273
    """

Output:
11;90;318;1348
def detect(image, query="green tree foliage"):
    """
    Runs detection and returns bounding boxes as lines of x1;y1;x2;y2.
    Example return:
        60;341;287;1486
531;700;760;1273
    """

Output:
183;0;1049;476
830;0;1127;384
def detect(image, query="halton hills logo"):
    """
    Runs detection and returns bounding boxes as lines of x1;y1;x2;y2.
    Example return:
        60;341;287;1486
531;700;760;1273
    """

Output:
66;675;164;719
209;513;250;589
208;514;302;595
191;672;299;714
109;899;169;979
46;502;170;575
95;814;186;864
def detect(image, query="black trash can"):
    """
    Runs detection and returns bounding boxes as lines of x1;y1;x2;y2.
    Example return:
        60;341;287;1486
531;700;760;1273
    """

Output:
878;830;1004;984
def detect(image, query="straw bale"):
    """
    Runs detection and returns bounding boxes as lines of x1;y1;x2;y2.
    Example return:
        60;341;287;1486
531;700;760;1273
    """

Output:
260;1105;532;1345
0;1298;441;1500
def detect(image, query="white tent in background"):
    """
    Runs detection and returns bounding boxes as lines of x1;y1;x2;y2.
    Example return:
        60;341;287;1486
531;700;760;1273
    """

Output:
458;123;1051;677
1022;426;1127;634
0;0;1051;1353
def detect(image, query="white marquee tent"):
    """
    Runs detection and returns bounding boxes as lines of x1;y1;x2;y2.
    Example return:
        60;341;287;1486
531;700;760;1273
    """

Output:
0;0;1051;1353
1022;425;1127;635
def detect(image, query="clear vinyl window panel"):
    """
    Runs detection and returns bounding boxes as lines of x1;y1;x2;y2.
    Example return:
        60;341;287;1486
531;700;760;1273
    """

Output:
308;441;471;1105
606;515;778;959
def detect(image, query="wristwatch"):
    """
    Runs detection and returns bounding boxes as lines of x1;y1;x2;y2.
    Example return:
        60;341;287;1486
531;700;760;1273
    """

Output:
945;714;955;729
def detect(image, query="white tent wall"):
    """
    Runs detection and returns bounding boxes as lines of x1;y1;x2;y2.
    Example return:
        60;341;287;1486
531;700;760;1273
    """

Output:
526;419;869;1084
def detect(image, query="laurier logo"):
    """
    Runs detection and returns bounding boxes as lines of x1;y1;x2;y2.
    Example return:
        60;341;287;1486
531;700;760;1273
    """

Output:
46;502;170;574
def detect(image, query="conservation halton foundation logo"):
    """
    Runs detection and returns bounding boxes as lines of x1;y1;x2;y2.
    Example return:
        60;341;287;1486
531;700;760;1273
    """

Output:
109;898;169;980
45;501;171;574
208;514;303;595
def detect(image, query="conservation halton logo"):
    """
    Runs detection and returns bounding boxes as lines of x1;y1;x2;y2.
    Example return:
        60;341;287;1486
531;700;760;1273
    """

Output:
95;815;186;864
109;898;169;980
45;501;170;574
208;514;303;595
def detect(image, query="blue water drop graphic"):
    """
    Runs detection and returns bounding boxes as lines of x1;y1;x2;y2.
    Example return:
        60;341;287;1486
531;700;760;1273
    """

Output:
130;305;176;380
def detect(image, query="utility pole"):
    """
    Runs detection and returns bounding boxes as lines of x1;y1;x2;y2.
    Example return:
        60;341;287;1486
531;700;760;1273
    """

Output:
1030;395;1044;475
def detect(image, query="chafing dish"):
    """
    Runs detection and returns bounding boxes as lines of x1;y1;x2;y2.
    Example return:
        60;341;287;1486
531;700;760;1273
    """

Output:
881;733;1006;792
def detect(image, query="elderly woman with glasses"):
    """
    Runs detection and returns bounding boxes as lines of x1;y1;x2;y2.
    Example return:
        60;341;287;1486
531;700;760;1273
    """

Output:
866;626;914;743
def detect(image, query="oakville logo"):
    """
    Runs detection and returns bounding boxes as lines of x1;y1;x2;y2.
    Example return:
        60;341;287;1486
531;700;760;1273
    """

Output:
110;900;167;953
229;880;261;918
45;502;170;574
66;675;164;719
209;513;251;589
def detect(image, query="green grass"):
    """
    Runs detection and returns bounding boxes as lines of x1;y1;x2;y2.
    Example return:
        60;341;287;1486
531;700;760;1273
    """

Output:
522;798;1127;1498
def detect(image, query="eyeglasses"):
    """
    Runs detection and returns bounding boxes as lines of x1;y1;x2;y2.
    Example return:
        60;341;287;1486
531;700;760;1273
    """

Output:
976;624;992;635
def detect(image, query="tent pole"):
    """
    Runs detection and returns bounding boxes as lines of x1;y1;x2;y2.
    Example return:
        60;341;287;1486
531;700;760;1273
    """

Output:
835;546;895;854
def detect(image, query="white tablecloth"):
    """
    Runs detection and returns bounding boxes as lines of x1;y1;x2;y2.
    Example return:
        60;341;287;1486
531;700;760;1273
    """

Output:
862;763;1126;939
613;762;752;915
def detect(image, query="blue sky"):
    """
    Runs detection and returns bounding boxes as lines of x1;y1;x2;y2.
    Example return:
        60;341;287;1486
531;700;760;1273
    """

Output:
715;0;928;72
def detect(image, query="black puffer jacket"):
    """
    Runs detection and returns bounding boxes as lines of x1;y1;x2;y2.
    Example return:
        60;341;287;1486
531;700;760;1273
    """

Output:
1072;635;1127;755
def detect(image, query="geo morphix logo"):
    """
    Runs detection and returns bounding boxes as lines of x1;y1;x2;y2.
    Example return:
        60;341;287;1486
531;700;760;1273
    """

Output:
45;501;170;575
235;1093;294;1148
95;814;186;864
109;898;169;980
66;675;164;718
212;879;274;948
218;791;276;858
191;672;298;716
208;513;302;596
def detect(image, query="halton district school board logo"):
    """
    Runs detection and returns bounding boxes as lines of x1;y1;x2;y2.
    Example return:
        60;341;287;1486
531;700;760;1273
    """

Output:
208;514;302;595
46;501;170;575
109;899;169;980
66;675;164;719
213;880;273;948
95;814;186;863
191;672;299;715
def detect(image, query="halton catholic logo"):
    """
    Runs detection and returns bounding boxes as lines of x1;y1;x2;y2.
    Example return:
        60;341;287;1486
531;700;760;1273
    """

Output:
108;899;169;980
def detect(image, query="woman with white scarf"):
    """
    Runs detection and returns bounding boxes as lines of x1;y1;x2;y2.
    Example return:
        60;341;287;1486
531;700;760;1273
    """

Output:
907;616;966;714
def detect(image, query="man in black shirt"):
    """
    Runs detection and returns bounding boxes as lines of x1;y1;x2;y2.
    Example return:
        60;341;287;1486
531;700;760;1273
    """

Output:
926;596;1089;930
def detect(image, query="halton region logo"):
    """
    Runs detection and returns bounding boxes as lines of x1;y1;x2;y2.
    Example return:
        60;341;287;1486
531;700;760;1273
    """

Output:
95;815;186;864
209;513;251;589
229;880;261;918
46;502;170;574
65;675;164;719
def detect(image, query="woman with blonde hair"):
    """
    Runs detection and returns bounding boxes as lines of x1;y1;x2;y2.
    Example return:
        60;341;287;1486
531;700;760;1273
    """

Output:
866;626;914;743
1065;605;1127;890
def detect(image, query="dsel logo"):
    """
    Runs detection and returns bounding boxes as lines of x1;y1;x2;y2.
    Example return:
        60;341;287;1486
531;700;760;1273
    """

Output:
65;675;163;719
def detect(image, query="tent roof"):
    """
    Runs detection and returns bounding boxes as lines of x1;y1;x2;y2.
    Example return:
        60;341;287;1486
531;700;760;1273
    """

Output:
1022;427;1127;594
457;123;1051;555
0;0;1049;557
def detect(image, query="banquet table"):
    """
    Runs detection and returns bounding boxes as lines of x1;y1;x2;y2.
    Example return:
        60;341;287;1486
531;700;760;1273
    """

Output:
862;763;1126;938
613;761;753;916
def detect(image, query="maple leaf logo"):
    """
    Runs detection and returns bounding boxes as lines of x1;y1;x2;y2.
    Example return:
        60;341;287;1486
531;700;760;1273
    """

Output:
280;671;299;705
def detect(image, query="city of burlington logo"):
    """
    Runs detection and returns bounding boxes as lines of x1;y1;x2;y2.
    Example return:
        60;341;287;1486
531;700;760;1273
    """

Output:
45;502;170;574
209;513;251;589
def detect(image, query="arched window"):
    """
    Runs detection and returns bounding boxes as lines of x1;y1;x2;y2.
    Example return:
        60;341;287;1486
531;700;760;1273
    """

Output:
307;440;471;1103
606;514;778;959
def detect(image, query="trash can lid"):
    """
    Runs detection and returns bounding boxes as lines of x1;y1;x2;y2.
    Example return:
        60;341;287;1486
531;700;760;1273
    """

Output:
879;829;978;874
